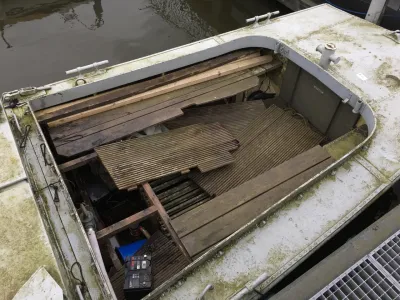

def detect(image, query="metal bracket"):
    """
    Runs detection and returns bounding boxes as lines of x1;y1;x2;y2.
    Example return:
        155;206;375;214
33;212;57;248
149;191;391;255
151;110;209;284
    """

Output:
40;143;51;166
19;125;31;149
66;60;109;86
246;11;280;26
352;99;364;114
2;85;52;102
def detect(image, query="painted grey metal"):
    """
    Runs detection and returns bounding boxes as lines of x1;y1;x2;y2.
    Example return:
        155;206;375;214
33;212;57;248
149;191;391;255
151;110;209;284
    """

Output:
246;11;280;25
290;68;342;134
366;0;389;24
230;273;269;300
0;176;26;191
270;204;400;300
316;43;341;70
197;284;214;300
65;60;109;75
326;103;359;140
310;229;400;300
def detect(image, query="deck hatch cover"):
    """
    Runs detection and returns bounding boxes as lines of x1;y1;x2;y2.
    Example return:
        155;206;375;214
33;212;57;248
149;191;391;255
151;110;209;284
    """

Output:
310;230;400;300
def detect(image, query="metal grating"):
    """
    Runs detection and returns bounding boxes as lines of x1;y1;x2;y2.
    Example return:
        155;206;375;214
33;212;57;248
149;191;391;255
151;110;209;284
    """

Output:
311;230;400;300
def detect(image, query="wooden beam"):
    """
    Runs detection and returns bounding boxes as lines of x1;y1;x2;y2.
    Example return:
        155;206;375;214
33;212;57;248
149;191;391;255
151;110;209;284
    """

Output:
58;152;98;172
142;183;192;261
48;55;273;127
96;206;158;242
36;50;259;122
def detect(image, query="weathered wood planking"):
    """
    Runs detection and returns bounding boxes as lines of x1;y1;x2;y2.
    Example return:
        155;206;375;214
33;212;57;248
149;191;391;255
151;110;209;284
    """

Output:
53;72;266;157
96;206;158;242
50;70;260;144
142;183;192;261
180;156;335;257
96;123;238;189
58;152;98;172
36;49;259;122
48;56;273;127
190;105;325;196
172;146;331;238
165;100;266;138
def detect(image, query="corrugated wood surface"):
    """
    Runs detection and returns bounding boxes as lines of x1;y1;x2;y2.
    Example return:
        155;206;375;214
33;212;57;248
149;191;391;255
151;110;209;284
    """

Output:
190;105;325;196
150;174;211;219
49;59;281;157
110;231;190;300
172;146;334;257
96;123;239;190
165;100;266;138
36;49;260;122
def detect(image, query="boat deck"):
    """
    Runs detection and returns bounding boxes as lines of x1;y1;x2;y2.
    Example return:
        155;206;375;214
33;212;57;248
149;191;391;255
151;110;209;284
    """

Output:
0;108;61;298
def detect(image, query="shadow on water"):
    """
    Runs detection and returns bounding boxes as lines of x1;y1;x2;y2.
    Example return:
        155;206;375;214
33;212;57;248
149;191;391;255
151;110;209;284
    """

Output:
0;0;289;92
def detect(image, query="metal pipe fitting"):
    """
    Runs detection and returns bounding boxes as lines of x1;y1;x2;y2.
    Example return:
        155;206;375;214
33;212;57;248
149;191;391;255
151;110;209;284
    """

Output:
316;43;341;70
352;99;364;114
197;284;214;300
230;272;269;300
87;227;118;300
66;60;109;75
246;11;280;25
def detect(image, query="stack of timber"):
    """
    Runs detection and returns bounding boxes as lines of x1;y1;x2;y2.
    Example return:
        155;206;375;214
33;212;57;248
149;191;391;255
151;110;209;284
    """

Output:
36;50;281;157
172;146;335;257
190;105;325;196
149;174;211;219
96;123;239;190
165;100;266;138
110;231;190;300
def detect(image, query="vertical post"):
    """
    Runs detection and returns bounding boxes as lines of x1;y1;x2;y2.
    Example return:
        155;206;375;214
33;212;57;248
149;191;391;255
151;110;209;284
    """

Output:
142;183;192;261
366;0;388;24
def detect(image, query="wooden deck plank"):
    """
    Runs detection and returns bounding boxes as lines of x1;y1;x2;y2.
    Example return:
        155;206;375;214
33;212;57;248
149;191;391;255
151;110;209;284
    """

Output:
36;49;259;122
53;75;260;157
58;152;98;172
190;105;325;196
142;183;192;261
164;100;266;138
96;123;238;189
181;157;335;257
48;56;272;127
172;146;331;238
96;206;158;242
49;69;250;142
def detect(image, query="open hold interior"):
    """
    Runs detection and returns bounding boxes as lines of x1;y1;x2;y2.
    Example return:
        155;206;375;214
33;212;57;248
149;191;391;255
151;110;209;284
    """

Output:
35;49;368;299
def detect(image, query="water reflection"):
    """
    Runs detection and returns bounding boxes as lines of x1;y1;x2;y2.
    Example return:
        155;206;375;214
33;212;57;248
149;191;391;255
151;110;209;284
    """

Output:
0;0;104;48
0;0;285;92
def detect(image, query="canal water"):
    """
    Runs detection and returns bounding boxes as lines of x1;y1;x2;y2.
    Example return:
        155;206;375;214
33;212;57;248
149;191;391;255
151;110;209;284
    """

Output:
0;0;290;93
